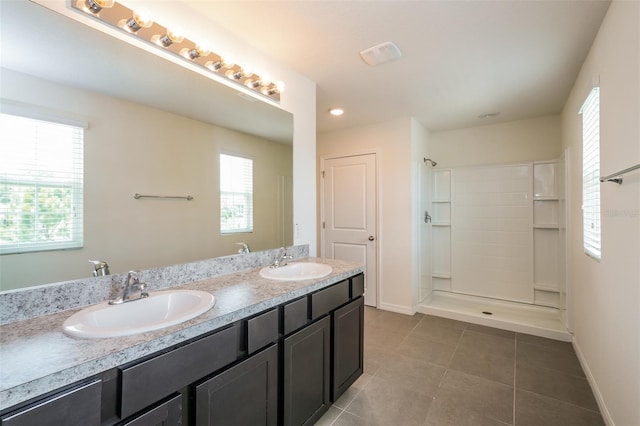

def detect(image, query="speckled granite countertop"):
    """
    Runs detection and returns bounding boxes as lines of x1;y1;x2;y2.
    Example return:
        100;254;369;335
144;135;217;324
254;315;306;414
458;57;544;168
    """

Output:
0;257;363;411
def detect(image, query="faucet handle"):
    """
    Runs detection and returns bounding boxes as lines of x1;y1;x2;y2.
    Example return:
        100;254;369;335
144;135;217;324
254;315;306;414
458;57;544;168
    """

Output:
236;242;251;254
126;270;140;285
89;260;110;277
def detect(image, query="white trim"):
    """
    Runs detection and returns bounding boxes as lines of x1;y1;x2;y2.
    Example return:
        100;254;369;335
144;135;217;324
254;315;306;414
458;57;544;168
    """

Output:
573;337;614;425
378;302;416;316
0;99;88;129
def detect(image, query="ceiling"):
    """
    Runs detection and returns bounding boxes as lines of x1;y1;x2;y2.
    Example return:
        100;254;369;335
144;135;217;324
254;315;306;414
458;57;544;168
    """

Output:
182;0;611;134
0;0;293;144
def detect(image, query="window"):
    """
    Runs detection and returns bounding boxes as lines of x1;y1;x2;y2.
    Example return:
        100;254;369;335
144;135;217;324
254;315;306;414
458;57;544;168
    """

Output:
580;87;601;260
0;113;84;254
220;153;253;234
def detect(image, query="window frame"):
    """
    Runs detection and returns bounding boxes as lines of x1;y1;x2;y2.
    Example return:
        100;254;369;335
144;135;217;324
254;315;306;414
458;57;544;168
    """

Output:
219;153;254;235
580;86;601;261
0;110;85;255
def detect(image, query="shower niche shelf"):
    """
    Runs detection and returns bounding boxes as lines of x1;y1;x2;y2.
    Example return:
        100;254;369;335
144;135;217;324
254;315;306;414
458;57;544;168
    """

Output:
431;169;452;291
532;160;562;308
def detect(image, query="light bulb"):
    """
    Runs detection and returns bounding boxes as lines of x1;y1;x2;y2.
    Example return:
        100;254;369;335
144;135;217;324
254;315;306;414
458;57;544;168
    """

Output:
120;9;153;33
152;29;184;47
205;60;223;72
261;83;279;96
329;108;345;116
225;69;243;80
180;45;210;60
245;78;262;89
77;0;114;14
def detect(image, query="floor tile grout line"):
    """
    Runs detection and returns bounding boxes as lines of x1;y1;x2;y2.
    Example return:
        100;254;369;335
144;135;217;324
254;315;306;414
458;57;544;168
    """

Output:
515;387;604;414
436;322;468;391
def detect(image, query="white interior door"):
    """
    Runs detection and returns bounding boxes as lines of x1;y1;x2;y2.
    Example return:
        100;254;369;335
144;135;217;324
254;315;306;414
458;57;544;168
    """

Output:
322;154;377;307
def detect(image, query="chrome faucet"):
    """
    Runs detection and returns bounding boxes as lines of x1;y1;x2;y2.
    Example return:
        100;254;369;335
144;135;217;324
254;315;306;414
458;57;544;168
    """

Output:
236;242;251;254
89;260;110;277
109;271;148;305
271;247;293;268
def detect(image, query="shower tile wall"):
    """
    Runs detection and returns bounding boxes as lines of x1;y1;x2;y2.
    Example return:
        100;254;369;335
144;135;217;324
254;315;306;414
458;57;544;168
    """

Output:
451;164;533;303
431;162;563;308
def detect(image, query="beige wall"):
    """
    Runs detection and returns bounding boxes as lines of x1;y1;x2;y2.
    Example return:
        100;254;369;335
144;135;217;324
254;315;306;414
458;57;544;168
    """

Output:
32;0;318;257
318;117;420;313
561;1;639;424
0;70;292;290
429;115;562;169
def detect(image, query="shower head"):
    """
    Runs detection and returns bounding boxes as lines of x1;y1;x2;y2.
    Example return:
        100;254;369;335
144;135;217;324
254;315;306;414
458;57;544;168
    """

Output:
424;158;437;167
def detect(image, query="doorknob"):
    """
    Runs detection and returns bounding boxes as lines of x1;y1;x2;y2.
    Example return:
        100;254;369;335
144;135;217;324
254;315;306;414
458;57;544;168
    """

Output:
368;236;375;241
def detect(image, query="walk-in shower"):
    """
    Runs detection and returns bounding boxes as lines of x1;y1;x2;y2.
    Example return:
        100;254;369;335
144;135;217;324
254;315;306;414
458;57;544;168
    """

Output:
418;156;571;341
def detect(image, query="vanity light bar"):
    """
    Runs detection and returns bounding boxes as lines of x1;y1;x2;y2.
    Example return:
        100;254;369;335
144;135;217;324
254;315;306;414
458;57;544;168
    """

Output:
71;0;281;101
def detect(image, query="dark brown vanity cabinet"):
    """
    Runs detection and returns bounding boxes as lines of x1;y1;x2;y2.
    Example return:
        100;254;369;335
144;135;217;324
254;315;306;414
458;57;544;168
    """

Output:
196;344;278;426
0;380;102;426
282;316;331;426
119;394;182;426
1;273;365;426
331;296;364;401
118;324;240;420
282;273;365;426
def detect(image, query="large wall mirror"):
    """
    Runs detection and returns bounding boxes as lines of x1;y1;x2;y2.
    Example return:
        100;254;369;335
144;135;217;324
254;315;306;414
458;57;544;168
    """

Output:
0;0;294;291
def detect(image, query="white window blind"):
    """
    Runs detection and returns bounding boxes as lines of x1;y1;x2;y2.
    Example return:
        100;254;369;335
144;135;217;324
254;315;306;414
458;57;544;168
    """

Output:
580;87;601;260
220;154;253;234
0;113;84;254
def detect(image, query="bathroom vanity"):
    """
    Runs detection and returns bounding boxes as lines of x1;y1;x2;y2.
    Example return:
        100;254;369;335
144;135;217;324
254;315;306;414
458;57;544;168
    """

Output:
0;254;364;426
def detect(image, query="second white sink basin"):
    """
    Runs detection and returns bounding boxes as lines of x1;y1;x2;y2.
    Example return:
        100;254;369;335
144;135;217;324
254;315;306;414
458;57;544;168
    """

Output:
259;262;332;281
62;290;215;339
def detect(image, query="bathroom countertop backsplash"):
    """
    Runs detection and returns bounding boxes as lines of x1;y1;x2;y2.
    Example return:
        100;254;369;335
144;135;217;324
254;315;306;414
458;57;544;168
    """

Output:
0;245;309;325
0;245;364;411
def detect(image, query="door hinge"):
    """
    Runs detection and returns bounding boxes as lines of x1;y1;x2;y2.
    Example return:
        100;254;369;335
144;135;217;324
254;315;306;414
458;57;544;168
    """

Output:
321;171;325;178
322;221;325;229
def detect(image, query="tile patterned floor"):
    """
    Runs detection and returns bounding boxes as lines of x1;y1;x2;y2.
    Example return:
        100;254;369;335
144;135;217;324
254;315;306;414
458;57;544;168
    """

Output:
316;307;604;426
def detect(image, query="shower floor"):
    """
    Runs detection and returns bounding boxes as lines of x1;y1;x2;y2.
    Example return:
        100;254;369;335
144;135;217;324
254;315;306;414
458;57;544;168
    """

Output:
416;291;572;342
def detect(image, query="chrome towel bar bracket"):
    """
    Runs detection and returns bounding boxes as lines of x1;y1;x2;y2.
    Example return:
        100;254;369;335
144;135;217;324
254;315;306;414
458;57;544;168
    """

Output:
600;163;640;184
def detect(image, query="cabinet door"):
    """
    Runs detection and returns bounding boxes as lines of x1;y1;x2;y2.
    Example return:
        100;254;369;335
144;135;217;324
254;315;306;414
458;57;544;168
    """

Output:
283;316;331;426
1;380;101;426
195;345;278;426
119;325;239;419
119;393;182;426
332;296;364;401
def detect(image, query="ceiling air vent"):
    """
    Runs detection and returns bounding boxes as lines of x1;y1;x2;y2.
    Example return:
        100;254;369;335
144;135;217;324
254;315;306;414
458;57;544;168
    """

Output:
359;41;402;66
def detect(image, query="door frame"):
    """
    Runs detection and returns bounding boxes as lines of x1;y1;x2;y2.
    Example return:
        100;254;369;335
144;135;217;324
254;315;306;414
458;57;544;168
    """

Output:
320;151;380;308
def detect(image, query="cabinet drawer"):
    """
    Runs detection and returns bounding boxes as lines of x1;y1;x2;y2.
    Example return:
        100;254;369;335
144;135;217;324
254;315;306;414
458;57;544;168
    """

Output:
247;308;279;354
1;380;101;426
351;274;365;298
120;393;182;426
311;280;349;320
119;325;239;419
283;296;309;335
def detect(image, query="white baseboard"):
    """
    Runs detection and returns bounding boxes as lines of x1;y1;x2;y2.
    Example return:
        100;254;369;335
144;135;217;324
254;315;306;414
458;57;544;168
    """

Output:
572;337;614;425
377;302;416;316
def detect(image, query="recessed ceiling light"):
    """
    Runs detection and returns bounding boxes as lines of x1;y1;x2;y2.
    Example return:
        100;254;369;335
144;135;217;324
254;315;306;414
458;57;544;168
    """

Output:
329;107;345;116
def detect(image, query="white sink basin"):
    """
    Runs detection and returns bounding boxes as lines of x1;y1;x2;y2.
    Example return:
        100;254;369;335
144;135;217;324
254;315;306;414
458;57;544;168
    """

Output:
62;290;215;339
259;262;332;281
